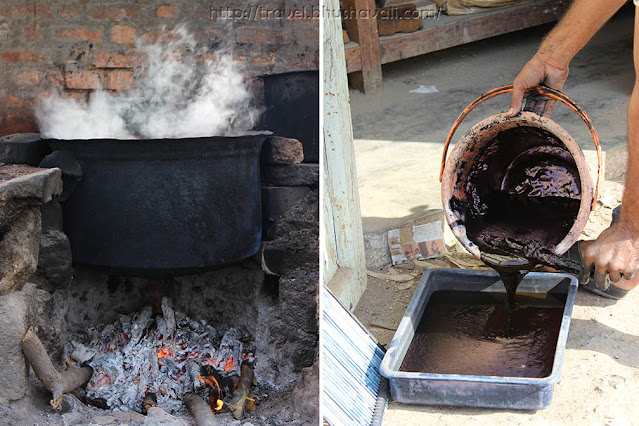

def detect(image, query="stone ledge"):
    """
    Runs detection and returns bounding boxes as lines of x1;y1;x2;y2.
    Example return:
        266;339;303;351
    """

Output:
0;167;63;211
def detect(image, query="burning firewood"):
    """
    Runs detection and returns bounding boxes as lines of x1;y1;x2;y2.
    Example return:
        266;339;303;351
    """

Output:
227;362;255;420
142;391;158;415
21;327;93;410
183;392;219;426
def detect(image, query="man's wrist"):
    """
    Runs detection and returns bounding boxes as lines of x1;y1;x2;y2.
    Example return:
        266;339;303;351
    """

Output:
618;198;639;233
535;48;571;71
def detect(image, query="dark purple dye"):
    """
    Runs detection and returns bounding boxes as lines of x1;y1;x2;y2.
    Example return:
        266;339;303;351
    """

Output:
399;290;566;378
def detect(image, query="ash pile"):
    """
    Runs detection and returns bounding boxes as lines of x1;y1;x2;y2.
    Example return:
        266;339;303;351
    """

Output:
67;296;257;420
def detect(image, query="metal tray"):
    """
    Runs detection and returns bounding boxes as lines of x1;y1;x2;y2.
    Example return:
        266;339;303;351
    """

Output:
380;268;578;410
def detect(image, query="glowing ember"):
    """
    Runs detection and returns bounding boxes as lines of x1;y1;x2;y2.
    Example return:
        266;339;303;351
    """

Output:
157;347;173;359
224;357;234;371
70;297;255;414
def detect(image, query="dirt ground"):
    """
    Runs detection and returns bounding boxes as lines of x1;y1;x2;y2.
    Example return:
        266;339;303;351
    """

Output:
354;177;639;424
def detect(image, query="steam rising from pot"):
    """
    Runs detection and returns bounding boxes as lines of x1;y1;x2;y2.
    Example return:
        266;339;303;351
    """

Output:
35;26;259;139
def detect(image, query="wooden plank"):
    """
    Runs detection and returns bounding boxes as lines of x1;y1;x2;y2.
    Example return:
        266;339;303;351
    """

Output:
344;43;362;72
322;0;368;308
344;0;569;73
343;0;383;92
381;0;569;64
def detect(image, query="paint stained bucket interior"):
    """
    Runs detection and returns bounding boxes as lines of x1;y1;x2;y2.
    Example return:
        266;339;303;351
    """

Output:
454;125;582;252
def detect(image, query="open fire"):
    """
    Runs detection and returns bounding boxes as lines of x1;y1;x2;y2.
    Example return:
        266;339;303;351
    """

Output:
67;297;255;419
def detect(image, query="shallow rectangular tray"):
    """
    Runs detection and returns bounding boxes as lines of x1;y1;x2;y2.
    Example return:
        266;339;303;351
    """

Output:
380;268;578;410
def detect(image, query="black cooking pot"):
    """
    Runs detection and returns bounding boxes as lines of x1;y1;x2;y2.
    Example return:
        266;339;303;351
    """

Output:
262;71;319;163
44;132;270;277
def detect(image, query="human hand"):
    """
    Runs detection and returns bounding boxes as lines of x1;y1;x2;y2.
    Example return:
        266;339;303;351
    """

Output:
580;221;639;290
506;53;569;118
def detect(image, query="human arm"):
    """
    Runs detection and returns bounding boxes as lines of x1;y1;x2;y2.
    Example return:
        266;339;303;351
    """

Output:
507;0;627;117
580;10;639;289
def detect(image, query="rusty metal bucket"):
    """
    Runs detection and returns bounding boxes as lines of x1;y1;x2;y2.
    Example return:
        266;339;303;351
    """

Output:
440;85;602;259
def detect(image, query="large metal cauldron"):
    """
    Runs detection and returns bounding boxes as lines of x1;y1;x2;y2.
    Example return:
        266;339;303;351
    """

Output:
45;132;270;277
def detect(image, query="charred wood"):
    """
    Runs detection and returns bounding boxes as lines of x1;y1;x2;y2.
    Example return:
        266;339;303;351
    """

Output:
228;362;255;420
142;392;158;415
184;392;219;426
21;327;93;410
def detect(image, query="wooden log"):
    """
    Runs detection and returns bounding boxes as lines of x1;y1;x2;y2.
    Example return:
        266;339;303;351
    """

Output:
183;393;219;426
21;327;93;410
228;363;255;420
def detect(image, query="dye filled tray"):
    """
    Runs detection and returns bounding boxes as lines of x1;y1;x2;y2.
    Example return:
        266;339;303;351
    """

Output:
380;268;578;410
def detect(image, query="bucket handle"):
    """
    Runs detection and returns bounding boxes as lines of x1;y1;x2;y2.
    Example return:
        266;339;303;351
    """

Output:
439;85;602;211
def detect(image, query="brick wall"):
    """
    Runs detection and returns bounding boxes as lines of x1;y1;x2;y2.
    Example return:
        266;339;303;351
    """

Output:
0;0;319;136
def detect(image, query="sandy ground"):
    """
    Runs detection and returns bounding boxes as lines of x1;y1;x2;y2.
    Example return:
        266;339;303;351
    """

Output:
354;178;639;424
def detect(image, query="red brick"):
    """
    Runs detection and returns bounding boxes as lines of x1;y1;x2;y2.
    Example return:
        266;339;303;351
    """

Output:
60;91;89;103
157;5;179;18
140;28;187;44
232;52;247;67
0;50;43;64
0;5;30;18
46;72;64;88
17;68;39;86
252;51;276;67
1;4;52;19
94;51;139;68
65;71;102;90
24;24;41;40
58;7;79;17
56;28;101;44
111;25;135;44
106;70;133;91
2;95;30;108
88;6;138;20
237;28;291;44
140;30;167;44
2;112;38;136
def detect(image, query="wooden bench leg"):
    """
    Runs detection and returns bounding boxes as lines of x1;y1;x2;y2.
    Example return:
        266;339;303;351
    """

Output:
343;0;383;93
